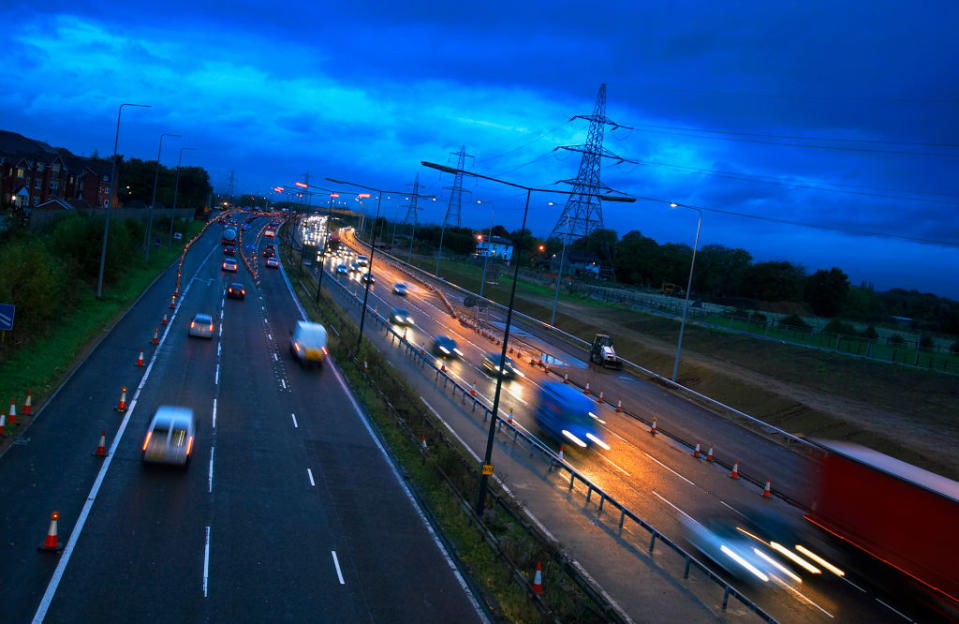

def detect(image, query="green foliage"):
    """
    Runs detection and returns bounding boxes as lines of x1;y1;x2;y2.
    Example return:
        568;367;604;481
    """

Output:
118;157;211;209
888;334;905;346
843;282;884;321
0;235;65;336
805;267;850;317
824;318;858;336
694;245;752;297
741;261;806;302
780;313;811;329
919;335;934;350
862;325;879;339
750;312;768;327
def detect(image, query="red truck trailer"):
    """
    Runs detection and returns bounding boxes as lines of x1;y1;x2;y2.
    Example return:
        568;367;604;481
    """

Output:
806;440;959;614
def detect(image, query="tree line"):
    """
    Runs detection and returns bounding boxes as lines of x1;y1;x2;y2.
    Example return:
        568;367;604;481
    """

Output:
103;156;212;210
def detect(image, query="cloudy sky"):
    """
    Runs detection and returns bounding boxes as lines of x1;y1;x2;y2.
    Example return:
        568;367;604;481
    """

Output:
3;1;958;296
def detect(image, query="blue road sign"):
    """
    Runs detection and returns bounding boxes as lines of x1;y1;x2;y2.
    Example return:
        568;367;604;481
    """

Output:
0;303;14;331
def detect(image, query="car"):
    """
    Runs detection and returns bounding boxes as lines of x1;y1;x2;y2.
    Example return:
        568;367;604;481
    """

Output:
263;247;275;257
349;262;360;273
290;320;328;367
393;282;408;296
265;256;279;269
389;307;414;326
482;352;520;379
265;228;276;237
227;282;246;299
356;254;369;267
335;264;349;275
141;406;195;467
360;272;375;285
222;258;238;272
432;335;463;358
189;313;215;338
223;245;236;256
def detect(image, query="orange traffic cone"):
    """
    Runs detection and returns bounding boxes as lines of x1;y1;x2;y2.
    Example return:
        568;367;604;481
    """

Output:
730;460;740;479
650;416;658;436
616;398;622;413
151;327;159;346
363;358;368;373
507;408;514;425
762;479;772;498
470;382;477;397
516;349;523;359
563;372;569;384
532;561;543;595
583;382;590;395
0;411;5;436
557;445;564;462
23;390;32;415
136;349;145;367
93;430;107;457
7;398;16;426
597;391;604;404
421;434;427;450
706;445;714;462
169;295;176;309
38;511;64;552
440;359;447;372
116;386;128;413
161;312;168;326
693;441;701;459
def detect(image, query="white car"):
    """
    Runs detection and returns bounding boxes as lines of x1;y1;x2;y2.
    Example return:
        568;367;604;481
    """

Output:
142;406;195;467
189;313;215;339
393;282;408;296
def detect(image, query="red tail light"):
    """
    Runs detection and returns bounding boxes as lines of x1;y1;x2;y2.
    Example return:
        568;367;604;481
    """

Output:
190;321;196;328
208;324;214;331
241;289;246;295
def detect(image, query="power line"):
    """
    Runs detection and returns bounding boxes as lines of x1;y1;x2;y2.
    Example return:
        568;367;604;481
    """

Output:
624;84;959;104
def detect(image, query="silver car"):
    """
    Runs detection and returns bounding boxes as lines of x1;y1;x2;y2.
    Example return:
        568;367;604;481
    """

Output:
142;406;195;467
189;313;215;339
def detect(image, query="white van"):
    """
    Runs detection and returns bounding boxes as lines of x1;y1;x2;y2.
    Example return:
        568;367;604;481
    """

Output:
290;321;328;367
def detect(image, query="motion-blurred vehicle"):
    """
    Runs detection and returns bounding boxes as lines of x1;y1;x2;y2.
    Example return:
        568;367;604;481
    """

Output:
227;282;246;300
360;272;375;285
290;320;328;368
481;352;520;379
222;226;237;246
680;515;788;586
265;256;279;269
356;254;369;267
393;282;408;296
264;228;276;237
432;335;463;358
532;381;607;449
589;333;622;369
349;262;360;273
223;244;236;256
807;440;959;616
222;258;238;272
189;314;215;338
389;308;414;326
141;406;195;468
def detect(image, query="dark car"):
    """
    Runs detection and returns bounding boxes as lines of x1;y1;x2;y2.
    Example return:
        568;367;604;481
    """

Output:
227;282;246;299
265;256;279;269
389;308;414;326
223;245;236;256
360;272;375;285
432;335;463;358
263;247;275;257
482;353;520;379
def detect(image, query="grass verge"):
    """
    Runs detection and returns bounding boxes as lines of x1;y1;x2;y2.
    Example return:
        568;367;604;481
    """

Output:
284;245;622;624
0;220;205;455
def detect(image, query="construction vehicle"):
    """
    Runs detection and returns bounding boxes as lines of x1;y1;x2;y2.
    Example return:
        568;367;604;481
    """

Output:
590;333;622;369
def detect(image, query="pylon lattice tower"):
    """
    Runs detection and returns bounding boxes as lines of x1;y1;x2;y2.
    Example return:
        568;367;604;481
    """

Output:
551;84;634;244
405;174;421;224
443;146;473;227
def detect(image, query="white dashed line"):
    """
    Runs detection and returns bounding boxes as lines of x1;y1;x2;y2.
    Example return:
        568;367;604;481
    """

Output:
218;324;223;337
876;599;912;621
263;318;268;324
215;364;220;385
307;468;315;487
720;500;746;518
291;413;298;428
212;398;217;429
267;333;272;341
219;309;224;321
208;448;214;493
273;352;278;361
842;577;866;592
217;342;221;357
331;551;345;584
203;526;211;597
280;378;287;389
643;451;695;486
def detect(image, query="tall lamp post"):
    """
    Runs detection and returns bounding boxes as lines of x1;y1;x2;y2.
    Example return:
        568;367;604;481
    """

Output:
326;177;434;351
145;132;180;261
669;202;703;383
422;161;634;516
97;102;151;299
169;147;196;245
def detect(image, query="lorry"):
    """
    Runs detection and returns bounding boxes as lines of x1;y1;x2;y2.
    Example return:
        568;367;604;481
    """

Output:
589;333;622;369
806;440;959;617
222;226;237;246
533;382;609;450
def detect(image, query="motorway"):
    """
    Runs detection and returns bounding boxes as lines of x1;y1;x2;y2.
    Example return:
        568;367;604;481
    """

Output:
308;219;945;623
0;217;485;623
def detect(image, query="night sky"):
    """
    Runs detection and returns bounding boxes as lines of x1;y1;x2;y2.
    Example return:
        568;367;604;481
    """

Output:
3;2;958;296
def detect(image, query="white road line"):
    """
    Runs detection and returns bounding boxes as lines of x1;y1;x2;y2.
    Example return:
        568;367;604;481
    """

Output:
291;413;298;428
280;378;287;389
307;468;315;487
203;526;211;597
218;324;223;337
331;550;345;584
212;398;217;429
273;352;278;361
267;333;272;341
643;452;695;486
30;243;215;624
841;576;866;592
217;342;221;357
215;363;220;385
651;491;694;520
598;454;632;477
876;598;912;621
219;309;223;321
720;500;747;518
263;317;268;324
421;397;482;463
777;578;834;618
208;448;215;493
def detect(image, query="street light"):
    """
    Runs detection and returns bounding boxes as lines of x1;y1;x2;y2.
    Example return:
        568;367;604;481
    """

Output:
326;177;434;351
169;147;196;245
669;202;703;383
421;160;634;516
97;102;151;299
550;212;571;325
145;132;180;261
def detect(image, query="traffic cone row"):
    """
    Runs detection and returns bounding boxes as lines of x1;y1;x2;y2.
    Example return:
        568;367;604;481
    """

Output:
616;398;622;413
706;445;713;462
583;382;590;395
563;372;569;384
557;445;564;462
39;511;64;552
116;386;128;413
470;382;477;397
507;408;513;425
0;411;5;436
23;390;32;415
650;416;657;436
730;459;740;479
151;327;159;346
440;359;447;372
597;391;604;404
693;441;701;459
161;312;168;326
135;348;145;367
7;399;16;426
93;430;107;457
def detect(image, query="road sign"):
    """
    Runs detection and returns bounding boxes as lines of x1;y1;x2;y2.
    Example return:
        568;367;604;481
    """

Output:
0;303;14;331
482;463;494;476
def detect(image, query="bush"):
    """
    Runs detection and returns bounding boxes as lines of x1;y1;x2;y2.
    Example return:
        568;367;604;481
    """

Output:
780;313;811;330
861;325;879;340
729;308;750;322
749;312;767;327
0;236;67;337
950;341;959;354
824;318;858;336
919;335;934;351
888;334;905;346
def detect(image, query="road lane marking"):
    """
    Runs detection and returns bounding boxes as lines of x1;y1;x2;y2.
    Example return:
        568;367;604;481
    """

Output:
203;526;211;597
331;551;345;585
219;309;223;321
291;413;298;428
215;363;220;385
218;324;223;337
776;577;834;618
217;342;221;357
643;451;695;486
267;333;272;341
212;398;217;429
273;352;278;361
842;577;866;592
598;454;632;477
876;599;912;621
651;491;694;520
280;378;287;389
30;242;216;624
208;448;214;493
263;317;268;324
720;500;746;518
307;468;315;487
